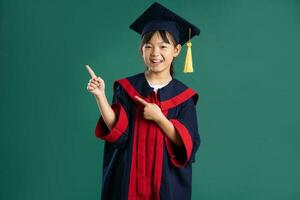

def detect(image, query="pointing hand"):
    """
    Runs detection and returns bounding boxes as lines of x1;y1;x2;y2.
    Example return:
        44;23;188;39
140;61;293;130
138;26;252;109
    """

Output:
86;64;105;96
135;96;164;122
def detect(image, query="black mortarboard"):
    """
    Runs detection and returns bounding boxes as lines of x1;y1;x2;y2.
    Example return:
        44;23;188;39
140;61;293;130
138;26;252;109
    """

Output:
129;2;201;73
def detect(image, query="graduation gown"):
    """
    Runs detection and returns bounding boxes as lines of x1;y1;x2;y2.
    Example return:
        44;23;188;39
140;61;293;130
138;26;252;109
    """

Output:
95;72;201;200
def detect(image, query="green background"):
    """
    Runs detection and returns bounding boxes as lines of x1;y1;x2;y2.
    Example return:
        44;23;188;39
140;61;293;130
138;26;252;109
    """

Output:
1;0;300;199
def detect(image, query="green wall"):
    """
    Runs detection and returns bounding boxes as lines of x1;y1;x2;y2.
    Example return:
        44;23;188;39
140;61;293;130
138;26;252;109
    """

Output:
1;0;300;199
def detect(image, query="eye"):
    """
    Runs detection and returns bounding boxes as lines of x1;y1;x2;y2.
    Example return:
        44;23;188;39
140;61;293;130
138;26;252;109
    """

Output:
144;45;151;49
161;45;168;49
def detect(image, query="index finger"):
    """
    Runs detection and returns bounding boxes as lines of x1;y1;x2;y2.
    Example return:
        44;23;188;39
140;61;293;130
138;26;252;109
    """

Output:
135;96;149;106
85;64;96;78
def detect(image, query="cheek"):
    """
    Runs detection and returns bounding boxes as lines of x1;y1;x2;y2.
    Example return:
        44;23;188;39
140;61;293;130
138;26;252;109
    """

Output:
164;52;175;61
142;53;151;63
163;49;174;56
141;51;147;59
142;49;149;56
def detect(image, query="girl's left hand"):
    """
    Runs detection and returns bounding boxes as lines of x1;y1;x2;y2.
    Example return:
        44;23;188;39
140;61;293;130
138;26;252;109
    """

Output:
135;96;165;122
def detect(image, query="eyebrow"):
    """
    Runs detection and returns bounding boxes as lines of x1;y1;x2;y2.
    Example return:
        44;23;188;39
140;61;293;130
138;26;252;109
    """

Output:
146;42;168;45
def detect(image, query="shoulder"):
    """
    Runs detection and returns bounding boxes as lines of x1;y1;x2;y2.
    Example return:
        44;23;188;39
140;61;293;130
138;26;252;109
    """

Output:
113;73;143;90
170;78;199;105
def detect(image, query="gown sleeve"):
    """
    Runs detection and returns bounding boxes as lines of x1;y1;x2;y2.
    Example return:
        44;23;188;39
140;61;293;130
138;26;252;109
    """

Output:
94;82;130;148
165;95;201;168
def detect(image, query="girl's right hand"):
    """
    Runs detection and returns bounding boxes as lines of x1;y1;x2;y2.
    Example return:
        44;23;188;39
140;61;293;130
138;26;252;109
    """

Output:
86;65;105;97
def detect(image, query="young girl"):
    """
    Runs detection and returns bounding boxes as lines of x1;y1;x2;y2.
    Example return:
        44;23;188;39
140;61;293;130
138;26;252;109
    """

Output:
86;2;201;200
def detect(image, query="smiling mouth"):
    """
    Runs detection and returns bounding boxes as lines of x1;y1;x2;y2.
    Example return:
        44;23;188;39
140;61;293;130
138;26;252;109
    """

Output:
151;59;163;63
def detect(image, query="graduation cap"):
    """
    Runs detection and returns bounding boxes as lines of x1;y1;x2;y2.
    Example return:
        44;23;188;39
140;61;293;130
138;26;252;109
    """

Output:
129;2;200;73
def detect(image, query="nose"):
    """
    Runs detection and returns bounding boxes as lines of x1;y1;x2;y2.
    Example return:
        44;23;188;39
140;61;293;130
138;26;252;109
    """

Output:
151;46;160;56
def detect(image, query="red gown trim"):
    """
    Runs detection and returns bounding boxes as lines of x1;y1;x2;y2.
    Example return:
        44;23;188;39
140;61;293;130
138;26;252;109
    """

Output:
95;103;128;143
116;78;197;111
165;119;193;167
160;88;197;111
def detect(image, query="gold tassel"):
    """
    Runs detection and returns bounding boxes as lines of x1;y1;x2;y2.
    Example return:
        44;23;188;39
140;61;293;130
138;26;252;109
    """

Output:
183;28;194;73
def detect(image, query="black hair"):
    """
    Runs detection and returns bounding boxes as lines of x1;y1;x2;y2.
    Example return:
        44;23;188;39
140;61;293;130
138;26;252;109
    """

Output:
139;30;178;77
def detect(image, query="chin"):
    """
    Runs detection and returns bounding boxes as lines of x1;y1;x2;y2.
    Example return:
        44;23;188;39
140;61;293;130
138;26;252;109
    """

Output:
148;66;164;73
147;64;169;72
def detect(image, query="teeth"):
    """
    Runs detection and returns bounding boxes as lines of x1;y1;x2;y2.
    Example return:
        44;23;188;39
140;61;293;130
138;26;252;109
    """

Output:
152;60;162;63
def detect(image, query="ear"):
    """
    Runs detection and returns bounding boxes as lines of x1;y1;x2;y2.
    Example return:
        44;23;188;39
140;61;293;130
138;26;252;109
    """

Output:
173;44;182;57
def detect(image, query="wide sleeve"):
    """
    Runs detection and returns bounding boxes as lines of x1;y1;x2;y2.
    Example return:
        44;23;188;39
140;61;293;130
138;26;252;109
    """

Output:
165;95;201;168
94;82;130;148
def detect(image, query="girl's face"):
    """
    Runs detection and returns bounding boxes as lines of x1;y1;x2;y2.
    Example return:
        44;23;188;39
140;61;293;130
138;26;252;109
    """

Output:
142;31;181;75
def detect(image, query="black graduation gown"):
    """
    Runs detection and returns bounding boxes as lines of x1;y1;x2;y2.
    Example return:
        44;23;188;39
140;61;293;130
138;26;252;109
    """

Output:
95;72;201;200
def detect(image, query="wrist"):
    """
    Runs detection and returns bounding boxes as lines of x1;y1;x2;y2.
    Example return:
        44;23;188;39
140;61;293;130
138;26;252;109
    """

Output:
94;91;106;100
155;113;167;125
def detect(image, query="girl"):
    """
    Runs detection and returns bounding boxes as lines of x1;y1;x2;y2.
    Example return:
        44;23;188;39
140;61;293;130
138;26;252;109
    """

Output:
86;2;201;200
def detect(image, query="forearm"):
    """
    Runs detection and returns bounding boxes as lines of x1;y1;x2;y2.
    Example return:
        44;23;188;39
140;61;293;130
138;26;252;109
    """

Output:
94;92;116;130
155;116;183;146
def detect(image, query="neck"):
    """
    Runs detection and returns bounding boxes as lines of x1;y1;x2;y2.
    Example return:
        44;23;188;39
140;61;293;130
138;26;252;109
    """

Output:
144;70;172;85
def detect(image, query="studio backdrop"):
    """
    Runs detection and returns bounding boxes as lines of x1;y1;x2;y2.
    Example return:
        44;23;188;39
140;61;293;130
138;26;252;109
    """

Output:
1;0;300;199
